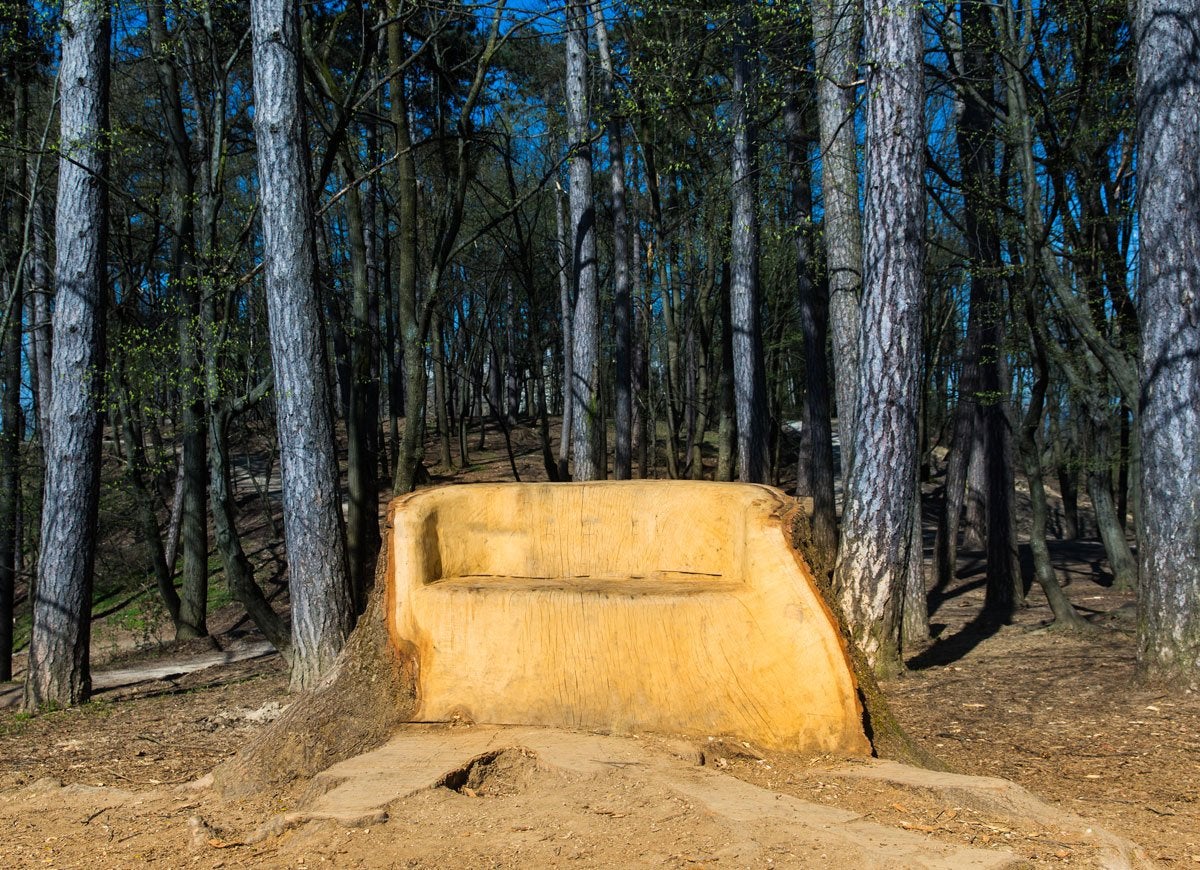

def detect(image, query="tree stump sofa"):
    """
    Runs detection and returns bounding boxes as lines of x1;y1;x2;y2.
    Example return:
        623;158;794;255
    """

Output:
385;481;869;755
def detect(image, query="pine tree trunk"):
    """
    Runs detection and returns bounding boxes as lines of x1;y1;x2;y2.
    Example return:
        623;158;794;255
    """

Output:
566;0;602;480
250;0;354;689
729;6;768;483
25;0;110;709
813;0;863;474
832;0;924;676
1135;0;1200;685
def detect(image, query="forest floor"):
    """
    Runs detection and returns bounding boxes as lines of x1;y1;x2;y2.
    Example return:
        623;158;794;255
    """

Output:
0;420;1196;868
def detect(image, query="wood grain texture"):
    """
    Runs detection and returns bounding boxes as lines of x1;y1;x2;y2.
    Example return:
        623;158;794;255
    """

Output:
385;481;869;755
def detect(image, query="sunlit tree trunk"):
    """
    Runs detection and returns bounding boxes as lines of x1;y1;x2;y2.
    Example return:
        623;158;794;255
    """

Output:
813;0;863;473
250;0;354;689
729;3;768;483
25;0;111;709
833;0;924;676
566;0;602;479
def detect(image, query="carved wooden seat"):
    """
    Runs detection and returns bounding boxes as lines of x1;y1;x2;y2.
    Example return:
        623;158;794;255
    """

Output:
385;481;868;754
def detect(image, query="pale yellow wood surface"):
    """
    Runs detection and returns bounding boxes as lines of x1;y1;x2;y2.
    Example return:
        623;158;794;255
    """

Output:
385;481;870;755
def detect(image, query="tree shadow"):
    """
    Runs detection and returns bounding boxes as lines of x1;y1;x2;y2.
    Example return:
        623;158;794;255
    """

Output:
906;611;1004;670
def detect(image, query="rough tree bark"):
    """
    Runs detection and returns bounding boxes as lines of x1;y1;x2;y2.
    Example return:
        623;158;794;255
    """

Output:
250;0;354;689
1135;0;1200;685
832;0;924;676
24;0;110;709
565;0;602;480
729;3;769;483
813;0;863;473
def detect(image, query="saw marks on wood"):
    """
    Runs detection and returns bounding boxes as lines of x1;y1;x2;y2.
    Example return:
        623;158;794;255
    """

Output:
385;481;869;754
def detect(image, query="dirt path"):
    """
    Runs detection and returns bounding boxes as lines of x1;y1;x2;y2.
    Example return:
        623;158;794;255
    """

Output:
0;721;1148;868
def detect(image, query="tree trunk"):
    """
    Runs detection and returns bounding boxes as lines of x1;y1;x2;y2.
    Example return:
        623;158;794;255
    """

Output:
433;308;453;469
1057;438;1080;539
0;275;20;681
250;0;354;689
902;487;930;650
716;262;736;482
813;0;863;474
956;0;1021;621
115;369;183;631
388;10;426;496
0;80;25;682
340;151;381;611
1087;413;1138;590
632;211;649;478
785;95;836;560
1019;295;1087;629
565;1;602;480
593;3;632;479
1134;0;1200;685
147;0;208;642
555;183;573;479
729;5;769;483
25;0;110;709
962;428;987;551
209;404;293;656
28;173;52;443
566;0;603;480
832;0;924;676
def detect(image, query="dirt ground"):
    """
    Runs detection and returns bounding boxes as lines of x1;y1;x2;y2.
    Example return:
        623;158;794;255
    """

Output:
0;423;1196;867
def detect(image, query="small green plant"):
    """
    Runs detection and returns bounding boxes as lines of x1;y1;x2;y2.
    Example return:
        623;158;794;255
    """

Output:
104;586;170;650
